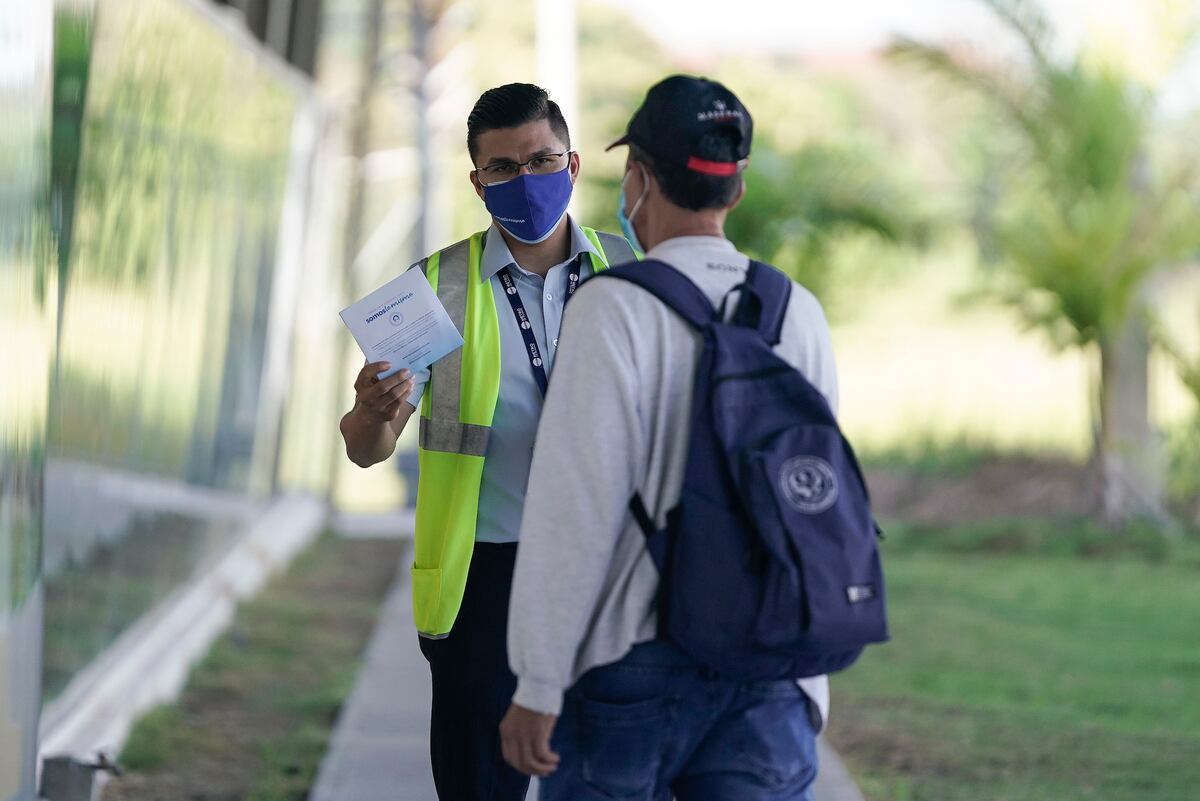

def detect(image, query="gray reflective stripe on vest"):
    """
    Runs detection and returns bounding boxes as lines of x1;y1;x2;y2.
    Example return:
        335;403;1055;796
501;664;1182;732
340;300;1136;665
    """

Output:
418;238;492;457
419;418;490;457
594;231;636;267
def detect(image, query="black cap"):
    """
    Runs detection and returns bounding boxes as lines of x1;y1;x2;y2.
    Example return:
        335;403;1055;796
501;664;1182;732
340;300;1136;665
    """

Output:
607;75;753;176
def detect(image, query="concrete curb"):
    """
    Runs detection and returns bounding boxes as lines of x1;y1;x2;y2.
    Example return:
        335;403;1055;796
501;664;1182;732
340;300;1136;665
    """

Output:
816;737;867;801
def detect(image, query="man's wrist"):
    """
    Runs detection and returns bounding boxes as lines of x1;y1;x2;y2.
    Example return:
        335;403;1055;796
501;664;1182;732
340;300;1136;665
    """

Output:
349;400;384;427
513;677;565;716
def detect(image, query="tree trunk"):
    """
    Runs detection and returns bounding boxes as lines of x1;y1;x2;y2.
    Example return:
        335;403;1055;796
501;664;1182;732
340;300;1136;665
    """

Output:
1096;308;1168;527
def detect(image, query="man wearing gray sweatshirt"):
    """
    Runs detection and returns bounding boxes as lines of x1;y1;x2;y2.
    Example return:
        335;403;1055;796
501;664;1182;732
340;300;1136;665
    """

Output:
500;76;836;800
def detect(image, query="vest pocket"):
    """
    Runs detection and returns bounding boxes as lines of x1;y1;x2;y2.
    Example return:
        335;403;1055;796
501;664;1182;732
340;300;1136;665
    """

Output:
410;565;443;634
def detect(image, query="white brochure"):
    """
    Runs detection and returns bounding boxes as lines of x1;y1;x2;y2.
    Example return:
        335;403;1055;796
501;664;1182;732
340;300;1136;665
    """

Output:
339;268;464;380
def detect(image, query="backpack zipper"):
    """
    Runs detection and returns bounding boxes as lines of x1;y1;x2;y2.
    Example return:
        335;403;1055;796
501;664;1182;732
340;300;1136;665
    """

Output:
711;366;793;389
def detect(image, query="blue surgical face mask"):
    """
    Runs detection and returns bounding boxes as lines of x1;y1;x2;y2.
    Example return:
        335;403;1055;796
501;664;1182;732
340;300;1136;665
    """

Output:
482;166;574;244
617;165;648;253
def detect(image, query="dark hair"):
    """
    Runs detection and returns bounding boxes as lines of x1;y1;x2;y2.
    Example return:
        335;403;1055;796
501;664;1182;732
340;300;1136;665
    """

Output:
466;83;571;163
629;130;744;211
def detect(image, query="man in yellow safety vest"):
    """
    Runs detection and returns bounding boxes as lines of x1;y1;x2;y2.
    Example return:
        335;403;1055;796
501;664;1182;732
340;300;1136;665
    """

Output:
339;82;635;801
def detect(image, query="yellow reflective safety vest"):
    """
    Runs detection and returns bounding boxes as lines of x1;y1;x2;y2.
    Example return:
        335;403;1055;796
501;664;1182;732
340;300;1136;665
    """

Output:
412;227;638;637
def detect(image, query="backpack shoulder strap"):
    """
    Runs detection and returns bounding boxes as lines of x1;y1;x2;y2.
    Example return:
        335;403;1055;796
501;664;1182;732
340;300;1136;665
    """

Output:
743;260;792;346
596;260;716;331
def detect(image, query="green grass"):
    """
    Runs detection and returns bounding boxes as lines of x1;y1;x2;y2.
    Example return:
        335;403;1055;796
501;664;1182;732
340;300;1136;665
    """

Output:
828;539;1200;801
107;534;406;801
881;516;1200;564
120;705;184;770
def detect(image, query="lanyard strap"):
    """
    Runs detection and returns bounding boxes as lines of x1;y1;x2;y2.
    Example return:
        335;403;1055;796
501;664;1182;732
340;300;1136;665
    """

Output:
497;255;582;396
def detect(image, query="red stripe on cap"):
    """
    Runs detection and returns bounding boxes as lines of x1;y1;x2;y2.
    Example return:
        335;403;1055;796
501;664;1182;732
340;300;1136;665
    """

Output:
686;155;739;173
686;156;741;176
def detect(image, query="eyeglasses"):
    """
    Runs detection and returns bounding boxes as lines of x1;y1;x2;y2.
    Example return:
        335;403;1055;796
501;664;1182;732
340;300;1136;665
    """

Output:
474;151;572;185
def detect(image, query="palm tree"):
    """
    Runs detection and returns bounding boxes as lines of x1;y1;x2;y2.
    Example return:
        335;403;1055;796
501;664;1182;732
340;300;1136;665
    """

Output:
890;0;1200;526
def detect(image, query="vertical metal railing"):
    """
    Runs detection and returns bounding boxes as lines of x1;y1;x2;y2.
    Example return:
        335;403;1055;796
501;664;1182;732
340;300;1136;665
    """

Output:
0;2;55;798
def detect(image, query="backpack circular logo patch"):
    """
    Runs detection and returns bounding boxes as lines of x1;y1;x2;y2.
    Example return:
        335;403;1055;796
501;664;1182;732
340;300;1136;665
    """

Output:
779;456;838;514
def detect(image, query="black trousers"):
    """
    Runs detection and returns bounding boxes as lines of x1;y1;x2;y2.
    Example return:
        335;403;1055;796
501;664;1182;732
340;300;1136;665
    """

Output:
418;542;530;801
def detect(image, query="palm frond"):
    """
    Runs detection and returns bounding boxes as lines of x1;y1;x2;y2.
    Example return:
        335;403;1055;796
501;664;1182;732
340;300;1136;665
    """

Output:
886;37;1043;146
977;0;1056;69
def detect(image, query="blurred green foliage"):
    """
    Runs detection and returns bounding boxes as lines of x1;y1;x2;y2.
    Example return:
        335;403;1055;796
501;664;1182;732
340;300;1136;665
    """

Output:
889;0;1200;522
891;0;1200;352
860;435;1001;479
882;515;1198;563
51;0;297;482
1161;315;1200;508
726;139;930;302
1166;422;1200;508
74;21;292;290
574;3;931;303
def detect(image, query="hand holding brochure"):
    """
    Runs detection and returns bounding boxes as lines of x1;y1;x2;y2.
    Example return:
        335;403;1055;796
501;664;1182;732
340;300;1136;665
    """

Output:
339;268;464;380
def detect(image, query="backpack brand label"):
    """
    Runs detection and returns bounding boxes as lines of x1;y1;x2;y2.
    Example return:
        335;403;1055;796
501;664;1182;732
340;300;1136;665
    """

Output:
846;584;876;603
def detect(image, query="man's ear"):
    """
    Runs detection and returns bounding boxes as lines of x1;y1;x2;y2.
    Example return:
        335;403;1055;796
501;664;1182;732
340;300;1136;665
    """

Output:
469;169;486;202
568;150;581;184
639;164;661;206
625;160;647;199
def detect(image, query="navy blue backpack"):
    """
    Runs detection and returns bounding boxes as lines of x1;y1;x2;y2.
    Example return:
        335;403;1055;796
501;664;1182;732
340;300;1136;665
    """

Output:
596;259;889;680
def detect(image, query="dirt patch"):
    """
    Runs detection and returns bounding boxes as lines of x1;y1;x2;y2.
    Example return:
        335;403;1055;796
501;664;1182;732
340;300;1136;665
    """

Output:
101;534;407;801
867;457;1093;526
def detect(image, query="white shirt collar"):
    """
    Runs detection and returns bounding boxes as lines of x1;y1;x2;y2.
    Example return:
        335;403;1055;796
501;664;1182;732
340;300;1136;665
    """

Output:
480;216;598;282
645;235;737;261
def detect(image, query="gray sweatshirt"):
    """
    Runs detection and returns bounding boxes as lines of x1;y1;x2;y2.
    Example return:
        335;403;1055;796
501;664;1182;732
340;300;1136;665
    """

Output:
508;235;839;724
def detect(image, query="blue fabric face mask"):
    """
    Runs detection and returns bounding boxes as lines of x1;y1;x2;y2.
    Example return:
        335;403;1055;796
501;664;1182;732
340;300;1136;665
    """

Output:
617;165;648;253
482;167;574;244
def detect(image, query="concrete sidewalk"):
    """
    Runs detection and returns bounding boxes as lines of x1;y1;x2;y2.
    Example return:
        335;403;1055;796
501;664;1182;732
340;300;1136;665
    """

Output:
309;564;435;801
311;564;866;801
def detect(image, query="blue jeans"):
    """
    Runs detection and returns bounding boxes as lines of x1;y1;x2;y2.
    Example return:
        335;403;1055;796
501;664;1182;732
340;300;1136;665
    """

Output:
541;641;819;801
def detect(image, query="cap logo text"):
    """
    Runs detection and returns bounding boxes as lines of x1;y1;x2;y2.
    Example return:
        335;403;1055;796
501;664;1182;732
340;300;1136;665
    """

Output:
697;99;743;122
